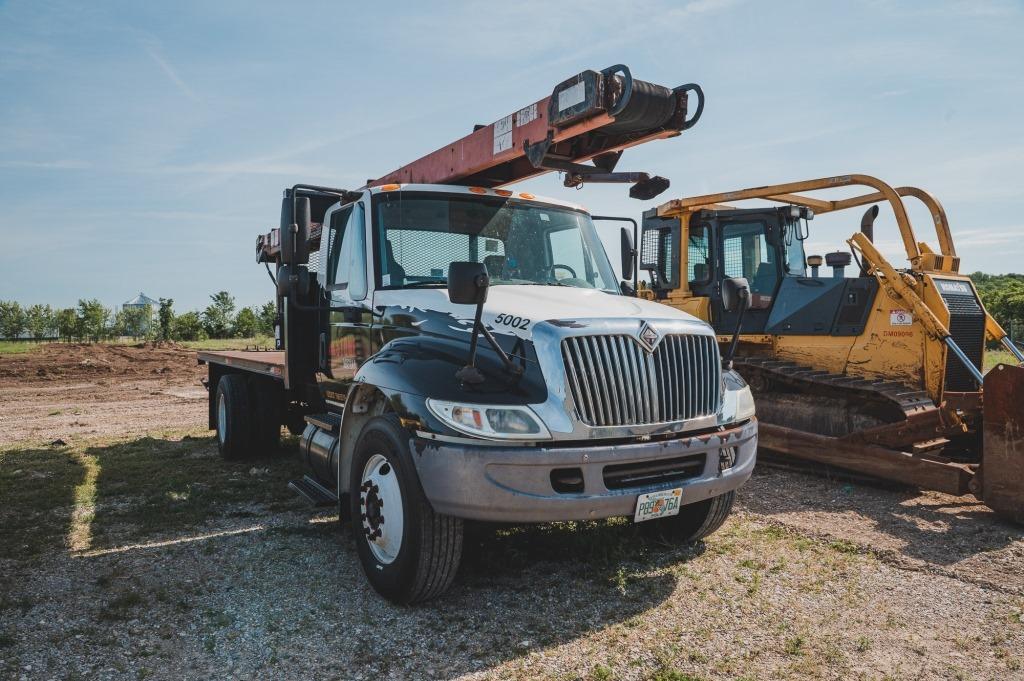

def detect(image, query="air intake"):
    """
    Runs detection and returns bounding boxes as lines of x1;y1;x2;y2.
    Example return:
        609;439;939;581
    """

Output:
561;334;721;427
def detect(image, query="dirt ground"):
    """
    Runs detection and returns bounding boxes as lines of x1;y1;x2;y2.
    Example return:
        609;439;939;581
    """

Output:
0;343;207;442
1;344;1022;680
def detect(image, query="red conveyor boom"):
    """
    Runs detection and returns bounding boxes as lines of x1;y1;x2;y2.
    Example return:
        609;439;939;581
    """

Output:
369;65;703;200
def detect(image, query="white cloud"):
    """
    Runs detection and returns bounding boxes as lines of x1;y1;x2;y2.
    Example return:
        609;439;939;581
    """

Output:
0;159;91;170
144;45;200;103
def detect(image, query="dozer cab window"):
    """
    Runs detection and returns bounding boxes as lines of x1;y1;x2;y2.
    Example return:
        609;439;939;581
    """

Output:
688;223;711;284
781;220;807;277
722;221;778;309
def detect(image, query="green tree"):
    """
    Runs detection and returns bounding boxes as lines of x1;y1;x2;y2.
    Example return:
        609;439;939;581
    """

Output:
172;311;206;341
233;306;259;338
55;308;78;341
0;300;26;339
971;272;1024;339
257;300;277;336
202;291;236;338
113;305;151;338
158;298;174;341
25;304;54;340
76;299;111;342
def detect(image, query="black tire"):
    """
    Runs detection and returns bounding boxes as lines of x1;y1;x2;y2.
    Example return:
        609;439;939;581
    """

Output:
349;415;463;604
640;491;735;543
215;374;252;461
247;376;282;455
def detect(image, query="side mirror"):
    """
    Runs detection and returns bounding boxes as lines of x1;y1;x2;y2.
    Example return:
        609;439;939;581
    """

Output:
280;196;311;266
448;261;489;305
448;261;518;385
722;277;751;313
620;226;635;282
722;277;751;369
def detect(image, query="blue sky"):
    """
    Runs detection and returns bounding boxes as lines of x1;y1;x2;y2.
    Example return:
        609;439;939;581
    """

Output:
1;0;1021;311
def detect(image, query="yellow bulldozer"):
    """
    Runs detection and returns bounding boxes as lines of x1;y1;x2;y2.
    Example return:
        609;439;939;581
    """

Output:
637;174;1024;521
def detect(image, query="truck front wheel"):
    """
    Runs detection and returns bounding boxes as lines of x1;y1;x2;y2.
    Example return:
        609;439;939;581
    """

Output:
215;374;252;461
349;415;463;604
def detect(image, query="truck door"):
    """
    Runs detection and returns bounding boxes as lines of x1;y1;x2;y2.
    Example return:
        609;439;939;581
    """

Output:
319;201;373;406
711;217;782;334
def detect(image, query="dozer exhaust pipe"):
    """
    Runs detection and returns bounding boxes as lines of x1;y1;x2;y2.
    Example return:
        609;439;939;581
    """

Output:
859;205;879;276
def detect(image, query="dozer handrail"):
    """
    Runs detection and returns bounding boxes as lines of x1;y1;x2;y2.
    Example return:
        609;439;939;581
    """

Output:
657;174;924;266
773;185;954;258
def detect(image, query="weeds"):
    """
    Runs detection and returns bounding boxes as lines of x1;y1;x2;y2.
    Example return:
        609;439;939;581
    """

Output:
97;590;146;622
784;634;806;656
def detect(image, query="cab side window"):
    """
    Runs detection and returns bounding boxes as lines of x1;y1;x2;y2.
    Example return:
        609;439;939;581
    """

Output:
688;223;711;284
326;203;367;300
722;221;777;308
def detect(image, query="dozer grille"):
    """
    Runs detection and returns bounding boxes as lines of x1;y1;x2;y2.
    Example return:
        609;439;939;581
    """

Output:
561;334;721;427
936;280;986;392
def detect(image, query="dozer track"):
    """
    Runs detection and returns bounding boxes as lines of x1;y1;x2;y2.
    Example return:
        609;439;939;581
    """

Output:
737;357;935;422
733;356;978;498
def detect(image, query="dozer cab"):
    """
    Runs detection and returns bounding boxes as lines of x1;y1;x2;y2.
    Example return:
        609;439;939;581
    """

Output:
638;174;1024;521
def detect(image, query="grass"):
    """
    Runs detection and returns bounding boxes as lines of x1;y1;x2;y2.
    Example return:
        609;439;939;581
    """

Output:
0;340;42;354
0;429;304;561
0;336;275;355
179;336;274;351
986;349;1017;371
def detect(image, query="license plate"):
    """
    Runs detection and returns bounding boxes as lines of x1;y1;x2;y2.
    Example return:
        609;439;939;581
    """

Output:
634;488;683;523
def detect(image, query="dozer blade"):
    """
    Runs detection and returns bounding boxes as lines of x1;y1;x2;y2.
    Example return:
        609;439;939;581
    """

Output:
982;363;1024;523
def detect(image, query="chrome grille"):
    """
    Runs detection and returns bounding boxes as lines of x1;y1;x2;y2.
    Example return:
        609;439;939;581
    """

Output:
561;334;721;426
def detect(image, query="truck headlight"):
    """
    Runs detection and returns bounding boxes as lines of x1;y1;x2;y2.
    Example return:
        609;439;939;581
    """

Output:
733;385;756;421
719;370;755;424
426;399;551;440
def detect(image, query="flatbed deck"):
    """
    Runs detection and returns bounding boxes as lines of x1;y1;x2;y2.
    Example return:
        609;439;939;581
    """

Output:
197;350;284;378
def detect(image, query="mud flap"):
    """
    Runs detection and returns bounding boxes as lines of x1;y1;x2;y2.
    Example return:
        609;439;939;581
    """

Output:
982;363;1024;523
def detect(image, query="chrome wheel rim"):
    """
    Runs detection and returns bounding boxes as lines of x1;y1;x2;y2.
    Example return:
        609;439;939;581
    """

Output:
360;453;404;565
217;393;227;445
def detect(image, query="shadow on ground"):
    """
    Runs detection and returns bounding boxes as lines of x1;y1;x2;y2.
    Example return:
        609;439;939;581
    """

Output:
740;462;1023;571
1;432;693;679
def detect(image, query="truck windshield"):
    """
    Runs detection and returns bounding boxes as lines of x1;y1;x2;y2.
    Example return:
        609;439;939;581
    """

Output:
372;191;620;293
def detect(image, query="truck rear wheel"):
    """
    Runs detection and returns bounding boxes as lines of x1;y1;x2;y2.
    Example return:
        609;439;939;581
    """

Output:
641;491;735;543
215;374;252;461
349;415;463;604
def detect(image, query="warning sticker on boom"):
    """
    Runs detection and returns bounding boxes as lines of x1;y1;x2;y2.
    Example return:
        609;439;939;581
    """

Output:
515;103;538;127
558;81;586;111
890;309;913;326
493;114;513;155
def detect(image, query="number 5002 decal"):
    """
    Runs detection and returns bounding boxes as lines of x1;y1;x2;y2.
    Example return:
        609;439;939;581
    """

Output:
494;314;530;330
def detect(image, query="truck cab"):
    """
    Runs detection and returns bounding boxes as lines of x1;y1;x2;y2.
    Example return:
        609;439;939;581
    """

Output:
201;182;757;603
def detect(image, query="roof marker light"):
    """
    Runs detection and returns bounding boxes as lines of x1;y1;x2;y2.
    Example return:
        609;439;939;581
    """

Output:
468;186;487;194
519;192;535;200
380;184;401;192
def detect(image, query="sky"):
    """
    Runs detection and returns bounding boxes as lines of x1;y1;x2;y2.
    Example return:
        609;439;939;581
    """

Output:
1;0;1022;312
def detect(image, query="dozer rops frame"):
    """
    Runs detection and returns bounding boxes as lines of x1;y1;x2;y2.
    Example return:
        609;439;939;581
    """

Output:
639;174;1024;521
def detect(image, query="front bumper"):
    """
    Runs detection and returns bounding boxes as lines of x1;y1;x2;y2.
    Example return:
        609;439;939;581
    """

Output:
410;418;757;522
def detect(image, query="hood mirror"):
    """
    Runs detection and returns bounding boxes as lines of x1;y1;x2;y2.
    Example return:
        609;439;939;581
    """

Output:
721;277;751;369
448;262;521;385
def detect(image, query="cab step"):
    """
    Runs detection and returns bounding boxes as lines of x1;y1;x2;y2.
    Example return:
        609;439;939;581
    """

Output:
912;438;951;455
304;412;341;433
288;475;338;507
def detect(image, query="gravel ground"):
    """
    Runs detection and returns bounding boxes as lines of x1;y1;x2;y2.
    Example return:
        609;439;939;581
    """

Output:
2;345;1023;680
